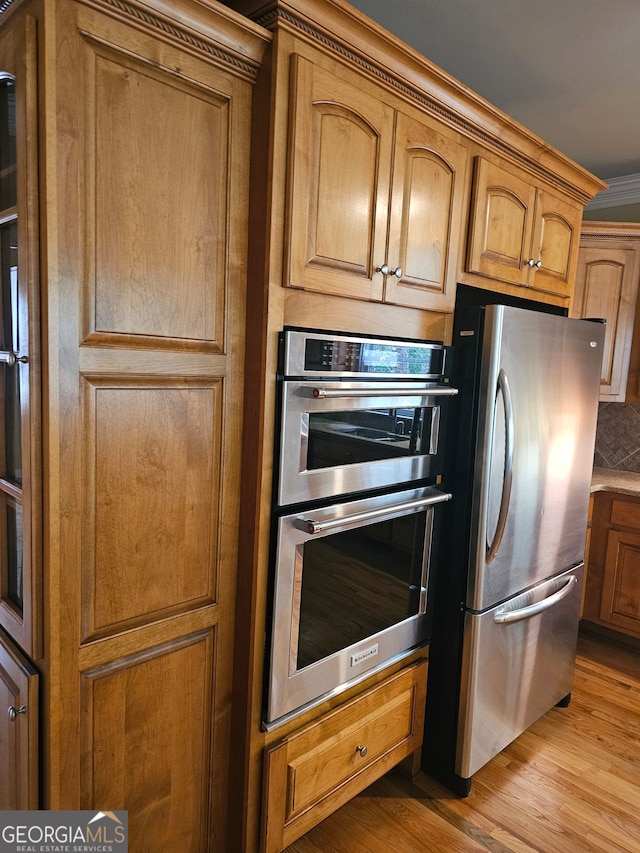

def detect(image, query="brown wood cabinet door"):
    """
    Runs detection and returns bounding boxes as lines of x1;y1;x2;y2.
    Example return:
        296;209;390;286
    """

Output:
43;4;256;845
466;157;536;287
529;189;581;298
0;13;40;658
572;246;640;400
601;528;640;637
0;629;38;809
385;109;467;312
286;54;394;301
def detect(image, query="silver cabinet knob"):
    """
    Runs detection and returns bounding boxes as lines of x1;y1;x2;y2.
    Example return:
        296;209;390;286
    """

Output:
391;267;403;278
526;258;536;267
376;263;389;275
8;704;27;721
355;744;368;757
535;259;542;268
0;351;28;366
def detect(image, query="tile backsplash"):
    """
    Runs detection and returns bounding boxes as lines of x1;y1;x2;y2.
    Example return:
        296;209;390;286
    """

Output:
594;403;640;471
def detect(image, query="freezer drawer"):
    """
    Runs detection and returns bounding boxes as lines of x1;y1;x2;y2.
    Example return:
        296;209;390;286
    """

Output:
455;564;583;779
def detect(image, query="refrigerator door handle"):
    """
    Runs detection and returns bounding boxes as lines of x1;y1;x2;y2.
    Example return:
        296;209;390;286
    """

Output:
486;368;514;564
494;575;578;624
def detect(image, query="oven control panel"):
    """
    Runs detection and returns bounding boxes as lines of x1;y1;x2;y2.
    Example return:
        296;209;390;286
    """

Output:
281;328;449;379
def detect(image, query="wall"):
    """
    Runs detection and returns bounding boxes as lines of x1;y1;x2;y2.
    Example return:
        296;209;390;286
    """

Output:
583;203;640;222
594;403;640;471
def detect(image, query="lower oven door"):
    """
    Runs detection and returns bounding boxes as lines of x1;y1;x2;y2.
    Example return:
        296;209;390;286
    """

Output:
277;379;457;506
265;486;451;726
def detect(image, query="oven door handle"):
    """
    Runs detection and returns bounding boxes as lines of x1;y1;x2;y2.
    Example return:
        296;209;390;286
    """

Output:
299;385;458;399
296;490;452;535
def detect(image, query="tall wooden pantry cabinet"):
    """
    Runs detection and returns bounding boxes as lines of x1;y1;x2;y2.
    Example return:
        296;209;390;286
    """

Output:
0;0;269;850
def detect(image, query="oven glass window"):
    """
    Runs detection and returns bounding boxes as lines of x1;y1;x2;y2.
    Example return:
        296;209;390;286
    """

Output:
307;406;437;470
294;512;427;669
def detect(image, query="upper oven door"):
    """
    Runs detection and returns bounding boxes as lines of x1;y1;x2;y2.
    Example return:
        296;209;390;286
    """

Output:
277;379;457;506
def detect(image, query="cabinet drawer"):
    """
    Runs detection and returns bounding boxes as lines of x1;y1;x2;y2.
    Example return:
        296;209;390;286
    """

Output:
611;498;640;529
262;659;428;853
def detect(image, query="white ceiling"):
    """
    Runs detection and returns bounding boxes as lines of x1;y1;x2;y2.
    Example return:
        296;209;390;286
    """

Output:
347;0;640;187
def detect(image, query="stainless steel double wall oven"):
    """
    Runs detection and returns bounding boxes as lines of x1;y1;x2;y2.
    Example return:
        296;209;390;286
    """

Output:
265;329;457;726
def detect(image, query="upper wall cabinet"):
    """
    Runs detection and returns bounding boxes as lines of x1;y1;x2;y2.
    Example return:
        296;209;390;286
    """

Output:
287;54;468;312
572;222;640;402
467;157;582;301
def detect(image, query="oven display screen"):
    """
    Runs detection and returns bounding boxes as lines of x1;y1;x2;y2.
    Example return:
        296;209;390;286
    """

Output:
304;338;444;376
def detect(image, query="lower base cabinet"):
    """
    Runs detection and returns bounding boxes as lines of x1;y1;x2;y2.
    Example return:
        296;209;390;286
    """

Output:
0;629;38;809
262;659;428;853
584;492;640;638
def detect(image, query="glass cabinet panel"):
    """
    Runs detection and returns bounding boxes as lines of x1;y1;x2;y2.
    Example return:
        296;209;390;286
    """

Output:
0;77;16;211
4;496;23;609
0;71;26;627
1;221;21;484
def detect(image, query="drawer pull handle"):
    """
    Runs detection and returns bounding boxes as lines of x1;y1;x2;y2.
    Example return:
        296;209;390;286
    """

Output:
355;744;368;758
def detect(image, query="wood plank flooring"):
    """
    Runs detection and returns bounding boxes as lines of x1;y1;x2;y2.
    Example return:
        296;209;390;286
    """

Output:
284;632;640;852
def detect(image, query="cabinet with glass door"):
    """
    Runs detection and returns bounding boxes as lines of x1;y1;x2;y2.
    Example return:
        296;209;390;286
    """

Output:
0;16;39;809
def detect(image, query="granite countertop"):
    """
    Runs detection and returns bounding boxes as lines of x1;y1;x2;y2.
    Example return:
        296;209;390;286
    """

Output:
592;467;640;497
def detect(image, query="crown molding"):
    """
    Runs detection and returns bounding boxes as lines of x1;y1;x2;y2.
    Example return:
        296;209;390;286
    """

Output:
585;173;640;210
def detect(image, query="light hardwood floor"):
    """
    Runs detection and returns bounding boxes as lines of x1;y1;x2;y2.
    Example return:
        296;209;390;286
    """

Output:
285;632;640;852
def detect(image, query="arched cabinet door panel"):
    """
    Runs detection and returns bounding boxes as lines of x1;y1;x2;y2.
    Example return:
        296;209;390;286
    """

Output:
286;54;467;312
287;54;392;302
530;189;581;298
467;157;581;300
572;228;640;402
385;109;467;312
467;157;535;285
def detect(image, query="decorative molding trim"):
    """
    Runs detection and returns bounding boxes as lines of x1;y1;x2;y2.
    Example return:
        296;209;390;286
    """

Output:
581;220;640;241
79;0;263;81
585;173;640;211
582;231;640;241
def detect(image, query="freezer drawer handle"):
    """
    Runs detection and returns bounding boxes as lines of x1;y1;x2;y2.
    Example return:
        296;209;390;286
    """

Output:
300;385;459;399
486;368;514;564
494;576;578;624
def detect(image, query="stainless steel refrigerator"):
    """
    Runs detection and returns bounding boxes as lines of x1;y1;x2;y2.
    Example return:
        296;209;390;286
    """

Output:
424;300;604;796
